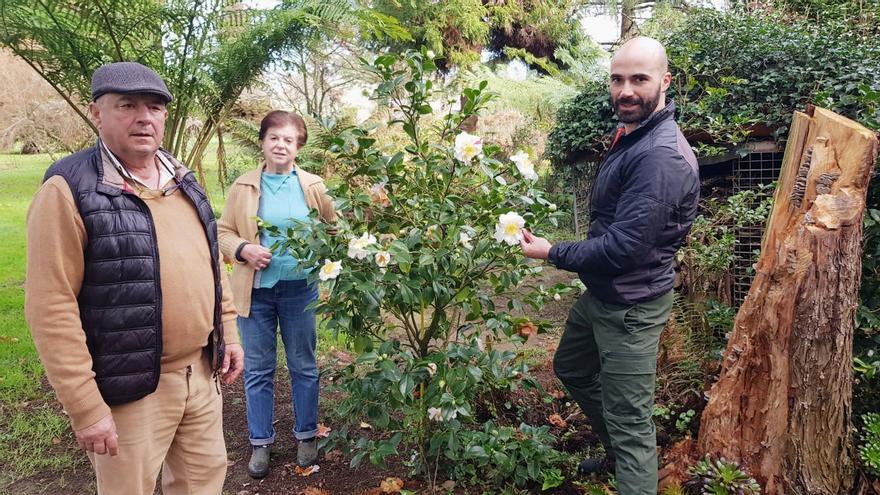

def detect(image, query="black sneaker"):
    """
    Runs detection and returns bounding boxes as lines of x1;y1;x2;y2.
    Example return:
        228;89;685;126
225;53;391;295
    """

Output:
577;456;615;475
247;445;270;478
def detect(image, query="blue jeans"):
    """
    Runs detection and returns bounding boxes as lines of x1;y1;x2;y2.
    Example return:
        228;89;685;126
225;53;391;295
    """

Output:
239;279;319;445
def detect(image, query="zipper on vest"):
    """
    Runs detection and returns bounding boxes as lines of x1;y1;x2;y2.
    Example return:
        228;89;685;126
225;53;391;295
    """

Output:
123;191;164;387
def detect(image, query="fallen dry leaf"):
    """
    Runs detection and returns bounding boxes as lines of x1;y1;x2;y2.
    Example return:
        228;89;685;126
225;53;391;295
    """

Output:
293;465;320;477
324;449;343;463
517;321;538;338
440;479;456;490
331;349;354;366
359;421;373;430
300;487;330;495
548;413;568;428
317;423;332;438
51;437;61;445
549;389;566;400
379;476;404;493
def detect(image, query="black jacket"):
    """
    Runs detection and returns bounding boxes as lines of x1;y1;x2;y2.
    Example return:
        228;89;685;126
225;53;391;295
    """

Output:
549;101;699;305
43;143;225;405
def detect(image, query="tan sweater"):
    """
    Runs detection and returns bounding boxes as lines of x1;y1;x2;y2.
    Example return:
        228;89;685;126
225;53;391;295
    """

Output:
25;176;239;430
217;166;336;317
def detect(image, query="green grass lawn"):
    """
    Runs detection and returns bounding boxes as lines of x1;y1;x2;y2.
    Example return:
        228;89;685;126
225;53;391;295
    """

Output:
0;152;81;489
0;153;48;402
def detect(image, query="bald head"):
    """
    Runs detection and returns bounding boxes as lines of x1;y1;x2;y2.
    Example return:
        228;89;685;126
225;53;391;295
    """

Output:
612;37;669;75
609;37;672;131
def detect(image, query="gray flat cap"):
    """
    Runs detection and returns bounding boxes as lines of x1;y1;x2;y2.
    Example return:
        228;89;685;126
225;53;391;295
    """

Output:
91;62;173;103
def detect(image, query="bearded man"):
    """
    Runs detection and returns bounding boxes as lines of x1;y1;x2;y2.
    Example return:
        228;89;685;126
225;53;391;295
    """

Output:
519;37;700;494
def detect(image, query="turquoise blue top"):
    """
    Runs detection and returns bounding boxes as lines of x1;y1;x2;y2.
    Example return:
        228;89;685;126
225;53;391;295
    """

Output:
256;170;311;288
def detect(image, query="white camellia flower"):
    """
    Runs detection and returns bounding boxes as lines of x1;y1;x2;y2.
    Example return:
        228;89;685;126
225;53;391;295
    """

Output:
347;232;377;259
454;131;483;162
375;251;391;268
459;231;473;250
510;150;538;181
549;203;557;211
553;293;562;301
493;211;526;246
319;259;342;281
427;407;443;421
426;362;437;376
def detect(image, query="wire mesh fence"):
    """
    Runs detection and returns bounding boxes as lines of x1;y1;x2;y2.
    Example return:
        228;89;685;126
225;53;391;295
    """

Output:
732;150;785;306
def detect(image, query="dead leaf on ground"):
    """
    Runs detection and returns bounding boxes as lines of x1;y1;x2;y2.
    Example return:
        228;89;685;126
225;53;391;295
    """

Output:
517;321;538;338
379;476;405;493
548;389;566;400
548;413;568;428
324;449;343;463
51;437;61;445
440;479;456;490
317;423;332;438
294;465;320;477
359;421;373;430
331;349;354;366
300;487;331;495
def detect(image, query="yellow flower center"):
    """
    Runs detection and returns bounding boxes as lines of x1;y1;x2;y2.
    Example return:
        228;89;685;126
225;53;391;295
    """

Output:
504;223;520;236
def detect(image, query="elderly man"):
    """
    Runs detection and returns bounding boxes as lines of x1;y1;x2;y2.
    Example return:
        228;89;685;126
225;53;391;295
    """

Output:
520;37;700;494
25;62;243;494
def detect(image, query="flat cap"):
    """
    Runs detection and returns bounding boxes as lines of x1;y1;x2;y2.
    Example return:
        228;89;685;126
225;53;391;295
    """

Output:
91;62;173;103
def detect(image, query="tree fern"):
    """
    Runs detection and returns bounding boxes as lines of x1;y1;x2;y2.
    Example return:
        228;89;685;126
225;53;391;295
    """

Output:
0;0;406;189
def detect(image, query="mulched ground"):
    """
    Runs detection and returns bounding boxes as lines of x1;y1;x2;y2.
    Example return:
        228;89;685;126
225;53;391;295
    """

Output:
5;267;614;495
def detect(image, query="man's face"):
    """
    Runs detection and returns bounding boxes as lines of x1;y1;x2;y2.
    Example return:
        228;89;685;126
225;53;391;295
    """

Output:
89;93;167;161
609;55;670;125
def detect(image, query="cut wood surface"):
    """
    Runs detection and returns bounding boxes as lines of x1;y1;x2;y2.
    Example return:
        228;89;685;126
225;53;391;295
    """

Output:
697;107;879;494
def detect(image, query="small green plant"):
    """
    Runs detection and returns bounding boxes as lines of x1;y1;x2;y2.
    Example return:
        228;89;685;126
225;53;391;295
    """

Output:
686;456;761;495
859;413;880;477
653;403;697;438
676;409;696;434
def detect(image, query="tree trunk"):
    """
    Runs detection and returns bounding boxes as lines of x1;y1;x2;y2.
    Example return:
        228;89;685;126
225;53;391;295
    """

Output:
620;0;636;41
698;107;879;493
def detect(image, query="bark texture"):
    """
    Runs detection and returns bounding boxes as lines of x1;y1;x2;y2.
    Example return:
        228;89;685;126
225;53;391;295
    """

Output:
697;107;879;494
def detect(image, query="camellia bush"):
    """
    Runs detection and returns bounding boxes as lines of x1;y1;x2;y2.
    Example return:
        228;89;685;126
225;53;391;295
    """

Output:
273;49;570;490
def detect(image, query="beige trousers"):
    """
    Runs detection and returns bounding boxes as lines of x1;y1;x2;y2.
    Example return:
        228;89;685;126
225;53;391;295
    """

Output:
87;355;227;495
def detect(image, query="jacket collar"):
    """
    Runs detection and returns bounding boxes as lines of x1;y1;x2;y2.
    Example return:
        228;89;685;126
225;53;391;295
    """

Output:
237;164;323;189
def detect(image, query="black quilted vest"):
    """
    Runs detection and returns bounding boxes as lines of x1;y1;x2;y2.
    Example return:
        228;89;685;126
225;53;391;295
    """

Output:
43;144;225;405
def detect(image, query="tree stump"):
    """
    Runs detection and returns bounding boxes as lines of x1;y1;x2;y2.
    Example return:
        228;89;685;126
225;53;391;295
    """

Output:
697;107;879;494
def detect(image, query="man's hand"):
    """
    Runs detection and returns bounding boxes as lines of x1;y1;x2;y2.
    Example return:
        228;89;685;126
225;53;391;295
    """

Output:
240;243;272;271
520;229;552;260
75;414;118;457
221;343;244;384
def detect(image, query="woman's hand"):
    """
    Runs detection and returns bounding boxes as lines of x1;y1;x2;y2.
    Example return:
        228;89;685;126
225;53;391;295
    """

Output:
240;243;273;270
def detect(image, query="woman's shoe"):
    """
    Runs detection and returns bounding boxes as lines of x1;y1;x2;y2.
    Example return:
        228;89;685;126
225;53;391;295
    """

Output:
297;439;318;467
248;446;271;478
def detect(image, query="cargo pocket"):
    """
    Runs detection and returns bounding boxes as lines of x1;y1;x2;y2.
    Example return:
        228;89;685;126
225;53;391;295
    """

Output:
600;351;657;421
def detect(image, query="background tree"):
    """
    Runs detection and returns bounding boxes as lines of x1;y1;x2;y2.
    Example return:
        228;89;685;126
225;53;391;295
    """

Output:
367;0;599;74
0;0;406;186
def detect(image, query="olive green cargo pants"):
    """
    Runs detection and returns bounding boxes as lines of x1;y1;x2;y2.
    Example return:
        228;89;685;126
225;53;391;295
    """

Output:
553;290;673;495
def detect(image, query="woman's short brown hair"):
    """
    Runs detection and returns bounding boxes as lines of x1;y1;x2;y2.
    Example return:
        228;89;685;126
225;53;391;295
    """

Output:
258;110;308;148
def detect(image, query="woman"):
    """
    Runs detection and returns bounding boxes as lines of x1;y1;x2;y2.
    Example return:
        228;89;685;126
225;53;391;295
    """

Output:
218;110;336;478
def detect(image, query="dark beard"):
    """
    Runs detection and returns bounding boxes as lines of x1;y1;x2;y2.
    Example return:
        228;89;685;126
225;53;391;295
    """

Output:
612;87;662;124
